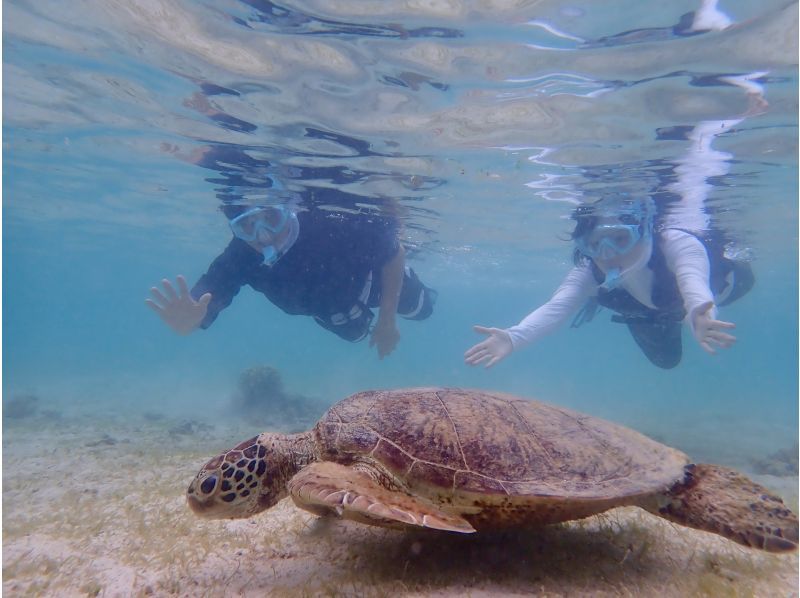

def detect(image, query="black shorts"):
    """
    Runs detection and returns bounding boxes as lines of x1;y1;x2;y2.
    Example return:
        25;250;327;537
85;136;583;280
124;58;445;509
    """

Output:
622;317;683;370
614;260;753;369
314;267;436;342
391;267;437;321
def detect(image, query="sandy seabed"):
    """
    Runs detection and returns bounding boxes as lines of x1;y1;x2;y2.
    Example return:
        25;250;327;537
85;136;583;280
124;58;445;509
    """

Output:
3;407;798;598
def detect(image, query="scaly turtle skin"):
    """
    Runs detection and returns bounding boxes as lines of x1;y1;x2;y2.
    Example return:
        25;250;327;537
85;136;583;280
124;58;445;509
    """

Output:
187;388;798;552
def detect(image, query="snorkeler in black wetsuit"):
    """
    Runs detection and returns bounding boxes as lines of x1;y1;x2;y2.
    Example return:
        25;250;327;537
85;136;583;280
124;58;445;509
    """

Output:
146;201;436;359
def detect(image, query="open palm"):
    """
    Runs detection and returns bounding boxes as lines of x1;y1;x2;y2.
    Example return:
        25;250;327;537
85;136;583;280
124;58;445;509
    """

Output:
145;275;211;335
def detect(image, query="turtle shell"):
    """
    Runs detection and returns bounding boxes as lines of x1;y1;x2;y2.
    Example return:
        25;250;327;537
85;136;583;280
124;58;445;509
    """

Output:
313;387;688;502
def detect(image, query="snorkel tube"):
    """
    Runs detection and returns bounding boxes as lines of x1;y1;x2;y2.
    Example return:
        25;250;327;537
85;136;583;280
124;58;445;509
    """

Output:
222;202;301;266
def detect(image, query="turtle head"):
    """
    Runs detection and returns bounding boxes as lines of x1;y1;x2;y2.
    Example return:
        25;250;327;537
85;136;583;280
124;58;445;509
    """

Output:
187;432;307;519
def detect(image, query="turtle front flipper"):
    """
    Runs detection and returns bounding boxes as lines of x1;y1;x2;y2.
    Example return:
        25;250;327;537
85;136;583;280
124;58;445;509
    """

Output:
288;462;475;533
653;463;798;553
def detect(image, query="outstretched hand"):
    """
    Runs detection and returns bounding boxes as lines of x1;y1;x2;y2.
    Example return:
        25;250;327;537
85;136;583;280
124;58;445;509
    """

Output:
145;275;211;335
691;301;736;355
464;325;513;369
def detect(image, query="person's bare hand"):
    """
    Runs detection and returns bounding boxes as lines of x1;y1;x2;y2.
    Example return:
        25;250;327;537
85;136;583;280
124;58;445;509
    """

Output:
692;301;736;355
145;275;211;335
370;318;400;359
464;326;513;368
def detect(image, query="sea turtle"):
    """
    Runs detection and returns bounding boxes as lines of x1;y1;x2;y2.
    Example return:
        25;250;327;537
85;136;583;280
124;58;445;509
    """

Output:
187;388;798;552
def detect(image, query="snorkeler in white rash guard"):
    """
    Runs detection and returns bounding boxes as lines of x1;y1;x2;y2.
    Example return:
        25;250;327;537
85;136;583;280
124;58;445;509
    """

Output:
466;41;766;370
464;195;753;369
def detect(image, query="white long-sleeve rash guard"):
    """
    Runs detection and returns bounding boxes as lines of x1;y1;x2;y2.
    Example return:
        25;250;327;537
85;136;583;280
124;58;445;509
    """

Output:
505;229;715;351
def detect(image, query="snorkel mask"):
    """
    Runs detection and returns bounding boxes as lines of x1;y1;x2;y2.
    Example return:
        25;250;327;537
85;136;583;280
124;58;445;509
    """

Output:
574;197;654;261
573;196;655;289
229;205;299;266
576;219;644;261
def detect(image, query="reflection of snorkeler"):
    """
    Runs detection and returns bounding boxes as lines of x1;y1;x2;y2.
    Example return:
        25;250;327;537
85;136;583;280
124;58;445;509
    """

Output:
146;200;437;359
581;0;734;48
181;80;257;134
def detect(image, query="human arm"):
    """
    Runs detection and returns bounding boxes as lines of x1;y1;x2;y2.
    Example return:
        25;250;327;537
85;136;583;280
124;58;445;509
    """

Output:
191;239;261;329
464;265;597;368
370;245;405;359
661;229;736;354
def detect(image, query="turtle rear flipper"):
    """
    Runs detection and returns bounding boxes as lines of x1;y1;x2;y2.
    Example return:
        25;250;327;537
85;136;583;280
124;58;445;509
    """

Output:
288;461;475;533
653;463;798;552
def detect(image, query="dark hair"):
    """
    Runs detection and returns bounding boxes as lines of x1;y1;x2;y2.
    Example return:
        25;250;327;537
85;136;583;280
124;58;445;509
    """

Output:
569;215;598;265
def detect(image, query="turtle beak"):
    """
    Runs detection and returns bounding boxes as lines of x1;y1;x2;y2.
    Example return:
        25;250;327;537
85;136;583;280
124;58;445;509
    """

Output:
187;492;214;516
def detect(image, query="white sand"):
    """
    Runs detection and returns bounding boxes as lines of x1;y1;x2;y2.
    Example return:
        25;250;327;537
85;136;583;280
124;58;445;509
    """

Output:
3;410;797;597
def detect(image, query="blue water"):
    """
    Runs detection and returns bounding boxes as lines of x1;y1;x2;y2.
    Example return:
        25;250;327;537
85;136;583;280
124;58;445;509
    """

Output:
4;0;798;468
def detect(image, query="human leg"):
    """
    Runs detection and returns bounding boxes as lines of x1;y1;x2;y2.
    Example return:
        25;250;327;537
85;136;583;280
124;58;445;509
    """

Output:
625;318;683;369
396;267;437;320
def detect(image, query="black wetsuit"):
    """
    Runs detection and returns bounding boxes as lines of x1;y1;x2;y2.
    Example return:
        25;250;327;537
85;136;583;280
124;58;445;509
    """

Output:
191;209;435;341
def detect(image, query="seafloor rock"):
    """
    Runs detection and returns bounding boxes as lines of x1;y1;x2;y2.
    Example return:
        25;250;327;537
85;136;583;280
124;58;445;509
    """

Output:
86;434;118;447
4;394;40;420
751;443;799;477
232;365;325;428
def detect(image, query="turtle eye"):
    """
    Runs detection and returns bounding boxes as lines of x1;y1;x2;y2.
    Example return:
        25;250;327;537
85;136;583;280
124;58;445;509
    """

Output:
200;475;217;494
